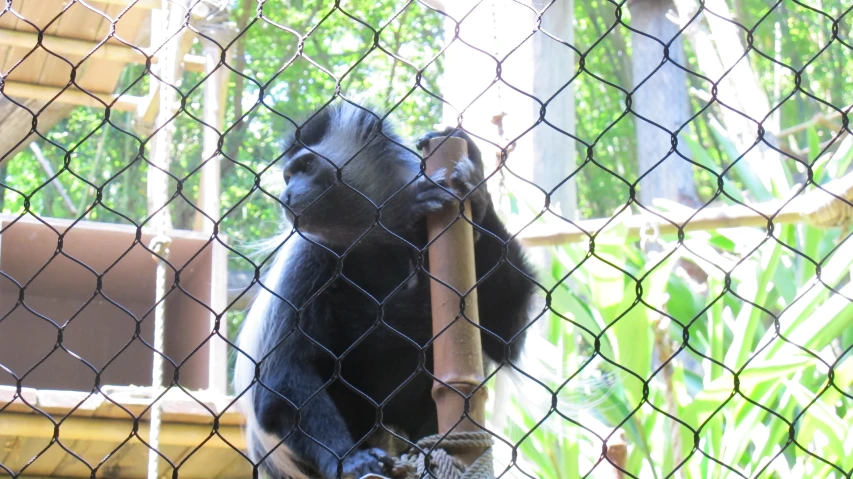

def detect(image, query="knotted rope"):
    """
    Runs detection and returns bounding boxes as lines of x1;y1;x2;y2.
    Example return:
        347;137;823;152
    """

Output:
391;431;495;479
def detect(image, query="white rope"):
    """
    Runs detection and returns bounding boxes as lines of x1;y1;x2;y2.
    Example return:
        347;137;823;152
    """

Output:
146;1;187;477
147;236;172;479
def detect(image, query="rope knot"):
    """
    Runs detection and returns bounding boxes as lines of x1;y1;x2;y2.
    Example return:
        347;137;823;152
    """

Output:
148;235;173;262
391;432;495;479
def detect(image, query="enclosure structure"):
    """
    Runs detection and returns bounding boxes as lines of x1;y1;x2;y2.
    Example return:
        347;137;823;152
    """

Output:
1;1;237;477
1;0;852;479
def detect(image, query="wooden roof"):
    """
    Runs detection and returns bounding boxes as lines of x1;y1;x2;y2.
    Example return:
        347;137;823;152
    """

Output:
0;0;154;110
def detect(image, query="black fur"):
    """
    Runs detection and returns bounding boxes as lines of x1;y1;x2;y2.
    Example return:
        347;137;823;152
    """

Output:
239;103;536;479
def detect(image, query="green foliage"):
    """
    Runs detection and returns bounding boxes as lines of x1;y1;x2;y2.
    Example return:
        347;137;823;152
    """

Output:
573;0;637;219
503;218;852;478
495;2;853;476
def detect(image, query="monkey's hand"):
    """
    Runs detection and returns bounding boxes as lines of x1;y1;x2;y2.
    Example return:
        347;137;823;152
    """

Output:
339;448;396;479
414;127;488;231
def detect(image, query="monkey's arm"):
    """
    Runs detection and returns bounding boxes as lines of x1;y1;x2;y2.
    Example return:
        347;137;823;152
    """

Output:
253;248;394;479
255;331;393;479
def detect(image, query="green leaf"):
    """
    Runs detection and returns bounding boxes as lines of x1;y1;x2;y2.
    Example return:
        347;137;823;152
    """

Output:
709;121;773;202
787;381;846;459
687;355;818;423
683;135;745;203
707;232;737;252
588;217;631;311
807;125;821;164
760;237;853;358
666;273;702;326
809;127;852;183
550;282;614;358
726;226;786;369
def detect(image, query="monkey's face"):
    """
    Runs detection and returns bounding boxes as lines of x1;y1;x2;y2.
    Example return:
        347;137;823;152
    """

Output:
278;104;421;246
279;149;384;245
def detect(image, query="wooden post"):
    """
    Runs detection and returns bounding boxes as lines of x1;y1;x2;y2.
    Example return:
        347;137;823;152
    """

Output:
193;30;231;395
421;136;488;466
604;433;627;479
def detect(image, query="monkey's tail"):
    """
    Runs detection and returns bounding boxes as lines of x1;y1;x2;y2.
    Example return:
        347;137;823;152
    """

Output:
234;236;311;479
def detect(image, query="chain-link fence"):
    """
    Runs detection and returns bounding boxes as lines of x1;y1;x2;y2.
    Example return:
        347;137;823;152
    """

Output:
1;0;851;478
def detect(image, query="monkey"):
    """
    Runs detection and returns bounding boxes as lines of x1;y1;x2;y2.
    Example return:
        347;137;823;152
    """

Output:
233;102;536;479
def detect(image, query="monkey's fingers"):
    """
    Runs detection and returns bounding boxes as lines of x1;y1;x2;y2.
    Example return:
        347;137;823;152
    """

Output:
415;126;468;152
449;160;485;196
413;185;455;216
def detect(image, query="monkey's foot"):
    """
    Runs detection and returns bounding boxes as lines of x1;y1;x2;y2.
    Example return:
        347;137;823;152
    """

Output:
340;448;395;479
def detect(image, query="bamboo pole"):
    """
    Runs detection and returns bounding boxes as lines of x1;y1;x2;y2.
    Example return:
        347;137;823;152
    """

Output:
0;28;205;72
421;136;488;466
520;171;853;247
0;412;245;449
776;108;850;138
1;81;144;111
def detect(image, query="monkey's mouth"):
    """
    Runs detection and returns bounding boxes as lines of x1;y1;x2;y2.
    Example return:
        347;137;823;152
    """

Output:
283;208;295;225
283;207;320;235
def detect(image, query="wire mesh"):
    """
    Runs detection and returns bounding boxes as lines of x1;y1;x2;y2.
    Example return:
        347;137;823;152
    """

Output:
0;0;851;479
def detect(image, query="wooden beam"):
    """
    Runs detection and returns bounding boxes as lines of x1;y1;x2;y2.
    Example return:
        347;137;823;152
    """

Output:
0;412;245;450
86;0;158;9
517;201;804;247
520;171;853;247
777;109;850;138
1;80;144;111
0;28;206;72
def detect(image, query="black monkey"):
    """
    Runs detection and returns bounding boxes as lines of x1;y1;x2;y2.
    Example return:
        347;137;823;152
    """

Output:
234;103;536;479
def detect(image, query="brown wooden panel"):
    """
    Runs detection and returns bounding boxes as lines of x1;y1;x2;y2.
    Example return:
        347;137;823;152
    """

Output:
0;213;223;391
176;436;248;478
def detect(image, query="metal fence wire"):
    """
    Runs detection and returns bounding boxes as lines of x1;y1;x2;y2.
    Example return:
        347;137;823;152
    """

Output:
0;0;852;479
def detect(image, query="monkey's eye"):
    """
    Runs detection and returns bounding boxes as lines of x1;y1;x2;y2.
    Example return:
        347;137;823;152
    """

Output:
283;155;314;184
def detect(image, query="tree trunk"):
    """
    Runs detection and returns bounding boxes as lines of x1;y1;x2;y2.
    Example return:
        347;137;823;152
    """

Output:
629;0;699;207
529;0;577;218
